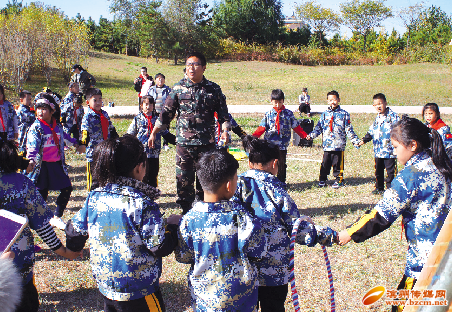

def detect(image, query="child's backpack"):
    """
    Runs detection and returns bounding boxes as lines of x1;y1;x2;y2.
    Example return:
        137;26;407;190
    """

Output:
293;119;314;147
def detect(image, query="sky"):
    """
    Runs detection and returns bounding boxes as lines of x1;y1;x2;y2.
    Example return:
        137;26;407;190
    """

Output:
3;0;452;37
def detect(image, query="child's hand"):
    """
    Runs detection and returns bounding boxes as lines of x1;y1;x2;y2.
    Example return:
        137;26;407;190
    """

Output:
220;131;229;144
0;251;15;260
77;145;86;154
54;246;83;260
358;140;365;147
305;135;311;141
26;160;35;173
167;214;182;225
148;133;156;148
337;230;351;246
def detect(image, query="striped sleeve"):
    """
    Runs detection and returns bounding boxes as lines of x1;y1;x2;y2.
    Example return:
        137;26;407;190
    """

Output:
346;209;393;243
35;222;63;251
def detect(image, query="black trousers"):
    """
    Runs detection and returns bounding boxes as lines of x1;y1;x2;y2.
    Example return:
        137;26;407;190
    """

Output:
257;284;288;312
299;103;310;115
319;151;344;183
392;274;417;312
38;186;73;217
103;289;165;312
375;157;397;190
143;157;159;188
16;278;40;312
277;150;287;184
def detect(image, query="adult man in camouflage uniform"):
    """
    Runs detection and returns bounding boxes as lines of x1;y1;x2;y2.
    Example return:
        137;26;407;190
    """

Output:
149;52;230;214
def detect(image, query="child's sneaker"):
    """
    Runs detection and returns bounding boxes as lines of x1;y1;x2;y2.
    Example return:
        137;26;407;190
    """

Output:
318;181;326;187
332;181;343;189
49;216;66;230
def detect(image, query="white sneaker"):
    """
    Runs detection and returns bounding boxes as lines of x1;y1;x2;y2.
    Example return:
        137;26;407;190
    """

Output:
49;217;66;230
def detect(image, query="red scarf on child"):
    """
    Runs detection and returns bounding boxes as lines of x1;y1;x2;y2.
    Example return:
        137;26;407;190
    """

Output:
430;118;447;131
146;114;154;134
38;117;60;154
0;100;5;132
93;109;109;140
274;105;285;134
214;112;221;142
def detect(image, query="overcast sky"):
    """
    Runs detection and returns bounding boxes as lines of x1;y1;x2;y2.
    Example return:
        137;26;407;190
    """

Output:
5;0;452;37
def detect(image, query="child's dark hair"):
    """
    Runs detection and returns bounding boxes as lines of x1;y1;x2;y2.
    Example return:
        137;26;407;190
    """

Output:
140;95;155;114
0;84;6;101
19;90;31;99
242;135;279;165
373;93;386;102
327;90;339;99
186;52;206;66
422;103;440;120
75;93;84;104
68;82;79;89
196;149;239;194
271;89;284;101
141;66;147;72
0;139;21;173
85;88;102;101
391;116;452;181
155;73;165;79
92;134;146;187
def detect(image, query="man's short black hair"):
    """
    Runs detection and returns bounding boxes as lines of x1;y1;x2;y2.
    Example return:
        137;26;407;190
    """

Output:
196;149;239;194
186;52;206;66
85;88;102;101
141;67;147;72
271;89;285;101
327;90;340;99
373;93;386;102
19;90;31;99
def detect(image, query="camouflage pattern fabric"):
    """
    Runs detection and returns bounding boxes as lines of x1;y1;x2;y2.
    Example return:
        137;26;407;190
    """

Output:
175;200;266;312
68;177;165;301
0;172;55;283
127;112;168;159
61;91;77;108
147;85;171;114
176;144;214;213
16;104;36;153
81;107;115;162
0;100;18;140
367;107;400;158
60;103;84;138
309;105;361;151
259;108;299;150
232;169;337;286
155;76;230;146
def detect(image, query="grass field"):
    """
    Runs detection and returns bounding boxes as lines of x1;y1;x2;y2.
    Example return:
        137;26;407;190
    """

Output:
3;51;452;108
10;52;451;311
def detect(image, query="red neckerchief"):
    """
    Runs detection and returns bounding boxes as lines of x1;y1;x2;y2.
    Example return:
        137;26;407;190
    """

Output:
145;113;154;134
140;74;150;85
274;105;285;134
38;117;60;154
0;99;5;132
93;109;109;140
430;118;447;131
73;104;78;130
214;112;221;142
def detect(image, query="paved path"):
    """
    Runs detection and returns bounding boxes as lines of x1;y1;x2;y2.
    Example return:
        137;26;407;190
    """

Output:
96;105;452;117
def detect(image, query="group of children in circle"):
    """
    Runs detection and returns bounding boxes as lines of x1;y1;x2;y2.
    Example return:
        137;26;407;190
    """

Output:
1;77;451;312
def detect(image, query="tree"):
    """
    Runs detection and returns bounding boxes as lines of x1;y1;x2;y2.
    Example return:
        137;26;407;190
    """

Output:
398;2;423;51
409;5;452;46
295;1;341;44
340;0;392;52
213;0;284;44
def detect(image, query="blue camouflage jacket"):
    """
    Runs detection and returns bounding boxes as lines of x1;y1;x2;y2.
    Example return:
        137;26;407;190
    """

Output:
155;76;230;146
66;177;174;301
0;172;56;283
81;108;115;162
175;200;266;312
16;104;36;153
127;112;168;158
26;119;76;183
426;119;452;151
258;108;299;150
309;106;361;151
232;169;337;286
60;103;84;136
362;107;399;158
0;100;18;140
61;91;77;107
346;152;451;279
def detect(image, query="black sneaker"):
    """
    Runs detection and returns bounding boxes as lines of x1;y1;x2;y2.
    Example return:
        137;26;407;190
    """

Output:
318;181;326;187
372;189;384;195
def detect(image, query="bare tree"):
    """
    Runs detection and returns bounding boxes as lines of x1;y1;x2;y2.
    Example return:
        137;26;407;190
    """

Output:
398;2;423;52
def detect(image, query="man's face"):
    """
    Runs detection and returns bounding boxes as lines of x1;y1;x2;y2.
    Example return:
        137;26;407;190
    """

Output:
185;57;206;83
155;76;165;87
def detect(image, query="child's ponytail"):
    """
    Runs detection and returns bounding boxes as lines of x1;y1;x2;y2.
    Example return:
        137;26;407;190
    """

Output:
0;138;19;173
430;128;452;181
92;134;146;187
242;135;279;165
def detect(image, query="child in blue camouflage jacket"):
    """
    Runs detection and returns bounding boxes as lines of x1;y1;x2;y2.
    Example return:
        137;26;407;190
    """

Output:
253;89;307;184
61;92;84;142
176;149;266;312
233;135;338;312
127;95;175;188
306;90;361;188
80;88;118;191
66;135;181;312
61;82;80;108
0;84;18;141
16;90;35;155
358;93;400;194
339;116;452;312
422;103;452;155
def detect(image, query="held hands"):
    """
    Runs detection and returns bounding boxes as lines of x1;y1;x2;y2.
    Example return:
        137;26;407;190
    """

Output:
305;135;311;141
0;251;15;260
357;140;365;147
337;230;351;246
167;214;182;225
54;246;83;260
148;133;156;149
